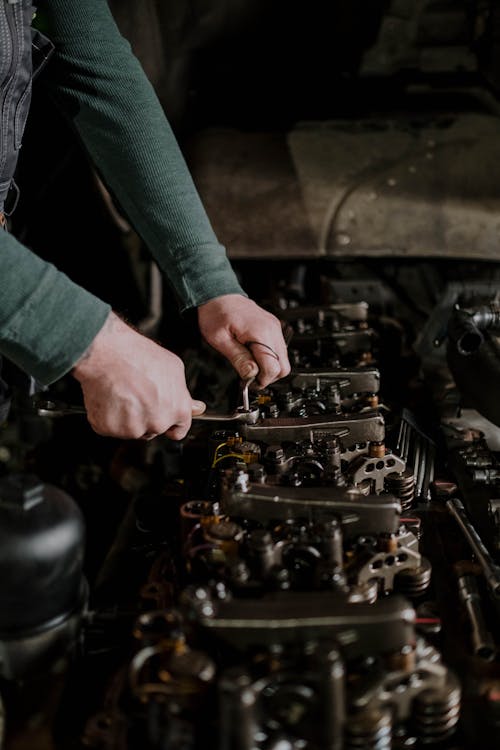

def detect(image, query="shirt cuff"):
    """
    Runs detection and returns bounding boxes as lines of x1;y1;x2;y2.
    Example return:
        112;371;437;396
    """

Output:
0;263;111;385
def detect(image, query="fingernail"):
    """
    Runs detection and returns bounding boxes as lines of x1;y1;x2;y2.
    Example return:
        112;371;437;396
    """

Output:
241;362;257;378
192;400;207;414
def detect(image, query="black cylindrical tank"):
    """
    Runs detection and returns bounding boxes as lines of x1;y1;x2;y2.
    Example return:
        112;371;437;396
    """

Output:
0;474;85;637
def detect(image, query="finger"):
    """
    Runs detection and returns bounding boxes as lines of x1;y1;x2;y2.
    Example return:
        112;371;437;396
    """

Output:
245;341;290;387
252;350;282;387
212;333;259;380
243;340;283;387
165;420;191;441
192;399;207;416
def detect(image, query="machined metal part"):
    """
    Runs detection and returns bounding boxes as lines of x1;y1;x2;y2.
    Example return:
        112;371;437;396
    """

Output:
242;410;385;445
348;451;406;493
457;572;496;661
348;639;461;743
194;407;260;425
221;478;401;538
349;543;422;594
218;648;345;750
345;707;392;750
290;329;373;346
489;499;500;552
447;498;500;599
396;411;435;501
194;591;415;655
290;366;380;396
35;399;87;418
279;303;369;324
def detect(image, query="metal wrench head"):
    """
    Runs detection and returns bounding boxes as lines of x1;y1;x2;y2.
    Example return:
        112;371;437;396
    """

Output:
191;377;259;425
193;406;260;425
34;378;260;425
34;399;87;418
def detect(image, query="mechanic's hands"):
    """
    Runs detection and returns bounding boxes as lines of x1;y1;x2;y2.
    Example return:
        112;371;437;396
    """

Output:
72;312;206;440
198;294;290;387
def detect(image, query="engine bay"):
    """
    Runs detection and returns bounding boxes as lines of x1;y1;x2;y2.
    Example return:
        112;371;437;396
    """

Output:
2;262;500;749
4;2;500;747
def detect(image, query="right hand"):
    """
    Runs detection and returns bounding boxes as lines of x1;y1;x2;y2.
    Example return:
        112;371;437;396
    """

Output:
72;312;205;440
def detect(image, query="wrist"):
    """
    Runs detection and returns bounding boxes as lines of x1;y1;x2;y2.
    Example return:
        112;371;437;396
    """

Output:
72;311;120;382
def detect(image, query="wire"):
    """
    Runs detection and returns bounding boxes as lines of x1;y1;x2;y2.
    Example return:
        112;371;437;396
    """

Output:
244;340;280;361
211;441;230;467
212;453;245;468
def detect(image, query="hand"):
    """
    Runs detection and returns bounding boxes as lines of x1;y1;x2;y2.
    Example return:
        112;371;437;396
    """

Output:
197;294;291;387
72;312;206;440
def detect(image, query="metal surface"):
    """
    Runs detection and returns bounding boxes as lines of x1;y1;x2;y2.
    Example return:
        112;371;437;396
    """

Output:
243;410;385;444
34;378;259;425
189;115;500;260
290;367;380;396
35;400;86;418
197;592;415;654
457;572;496;661
360;0;476;77
447;498;500;599
396;410;436;501
222;481;401;538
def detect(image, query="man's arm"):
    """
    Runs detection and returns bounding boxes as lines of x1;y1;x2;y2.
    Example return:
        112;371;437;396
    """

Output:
0;230;111;384
42;0;245;311
41;0;290;386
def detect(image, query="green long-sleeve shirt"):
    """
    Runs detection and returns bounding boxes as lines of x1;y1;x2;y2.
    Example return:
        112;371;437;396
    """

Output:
0;0;244;385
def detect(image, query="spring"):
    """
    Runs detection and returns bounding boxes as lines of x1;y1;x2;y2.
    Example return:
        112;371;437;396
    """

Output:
413;676;461;743
385;470;415;511
395;557;432;598
345;709;392;750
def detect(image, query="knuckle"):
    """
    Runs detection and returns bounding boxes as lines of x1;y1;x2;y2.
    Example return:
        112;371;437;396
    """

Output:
88;418;107;437
281;360;292;377
125;423;146;440
210;328;231;348
165;425;188;441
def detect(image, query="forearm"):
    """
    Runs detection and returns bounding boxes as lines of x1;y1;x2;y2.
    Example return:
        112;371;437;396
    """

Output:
0;231;111;384
42;0;245;310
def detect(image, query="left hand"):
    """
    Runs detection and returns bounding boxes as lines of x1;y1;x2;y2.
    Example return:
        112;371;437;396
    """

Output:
197;294;291;387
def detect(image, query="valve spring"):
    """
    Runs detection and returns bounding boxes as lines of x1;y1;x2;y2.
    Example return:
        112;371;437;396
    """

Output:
414;677;461;743
395;557;432;598
345;709;392;750
385;470;415;511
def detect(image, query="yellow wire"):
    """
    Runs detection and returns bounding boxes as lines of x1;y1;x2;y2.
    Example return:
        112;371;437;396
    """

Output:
211;441;229;468
212;453;245;468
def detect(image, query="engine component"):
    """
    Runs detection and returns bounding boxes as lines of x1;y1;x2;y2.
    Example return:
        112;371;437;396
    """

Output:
220;473;401;537
456;568;496;661
447;497;500;600
242;411;385;445
447;301;500;427
0;473;86;679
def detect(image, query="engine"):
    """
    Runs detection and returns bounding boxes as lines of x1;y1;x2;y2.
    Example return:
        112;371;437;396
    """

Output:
1;274;500;750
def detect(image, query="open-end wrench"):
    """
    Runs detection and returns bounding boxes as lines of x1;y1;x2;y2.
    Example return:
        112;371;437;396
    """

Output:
33;378;259;425
35;400;87;417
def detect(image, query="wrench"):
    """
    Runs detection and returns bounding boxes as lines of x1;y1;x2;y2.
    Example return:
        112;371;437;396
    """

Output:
33;378;259;425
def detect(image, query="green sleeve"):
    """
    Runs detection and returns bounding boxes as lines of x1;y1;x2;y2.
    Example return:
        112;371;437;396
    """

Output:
42;0;245;310
0;231;111;384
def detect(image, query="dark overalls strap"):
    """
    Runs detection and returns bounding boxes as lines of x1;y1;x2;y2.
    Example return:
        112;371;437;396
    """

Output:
0;0;35;222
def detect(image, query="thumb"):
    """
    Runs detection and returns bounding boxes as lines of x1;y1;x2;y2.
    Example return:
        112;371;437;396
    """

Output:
214;335;259;380
192;399;207;416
